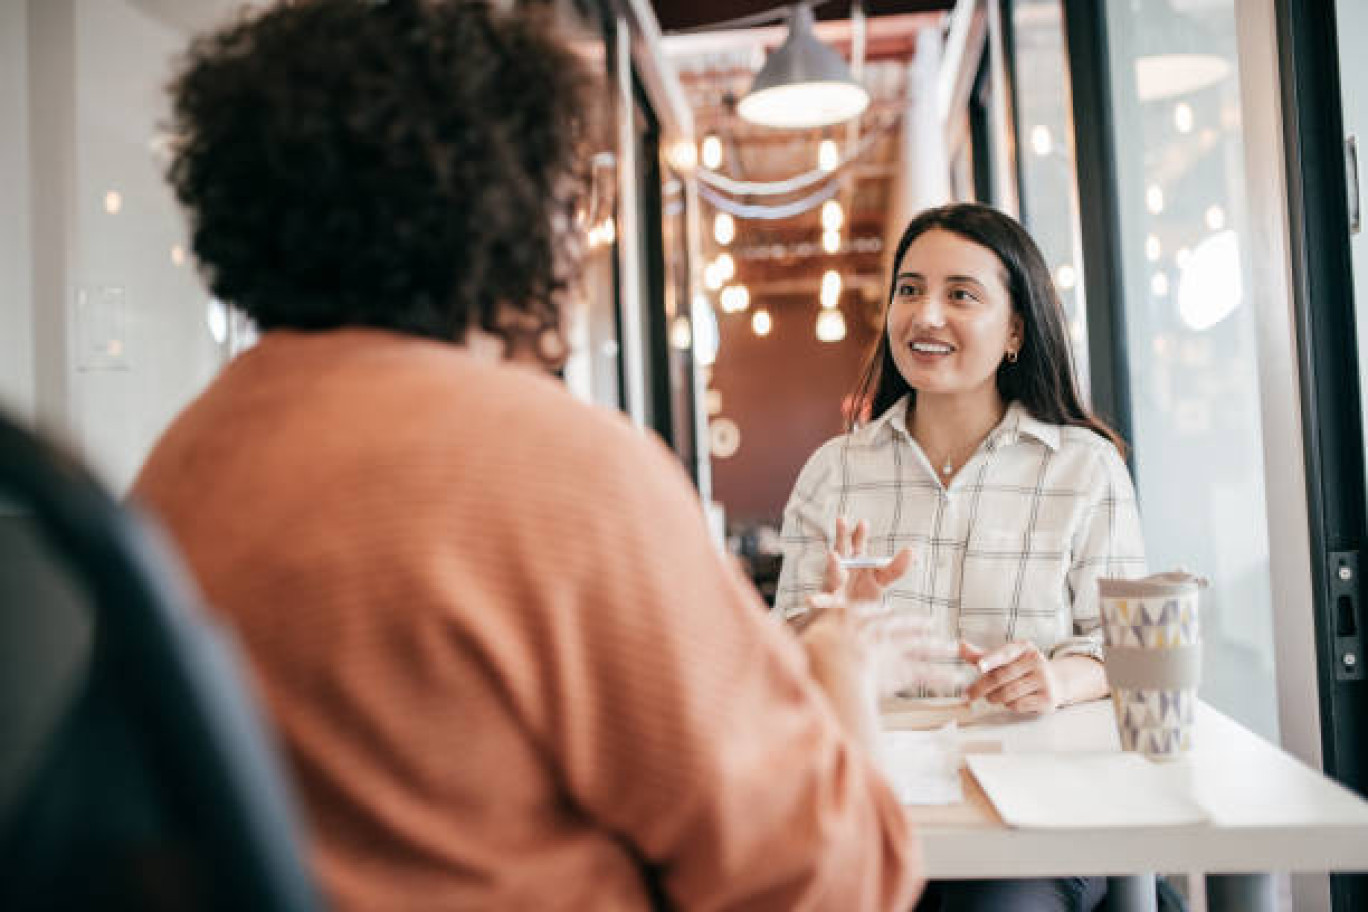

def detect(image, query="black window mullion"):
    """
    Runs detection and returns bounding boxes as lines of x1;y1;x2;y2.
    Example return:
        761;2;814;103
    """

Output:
1276;0;1367;906
1060;0;1133;460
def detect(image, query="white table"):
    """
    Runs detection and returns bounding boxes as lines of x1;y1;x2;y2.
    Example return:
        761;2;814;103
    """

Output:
884;699;1368;911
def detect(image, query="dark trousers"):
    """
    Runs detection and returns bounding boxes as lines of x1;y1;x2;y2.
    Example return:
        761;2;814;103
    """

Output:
915;877;1107;912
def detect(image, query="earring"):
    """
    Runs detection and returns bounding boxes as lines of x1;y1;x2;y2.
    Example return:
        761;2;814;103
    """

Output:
1006;348;1019;364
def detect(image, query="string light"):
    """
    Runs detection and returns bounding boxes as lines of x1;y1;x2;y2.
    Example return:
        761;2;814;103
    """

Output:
714;253;735;283
817;139;839;172
705;260;725;291
816;309;846;342
701;135;723;170
822;229;841;254
713;212;736;246
668;140;698;171
820;269;842;308
820;199;844;232
1031;125;1052;157
1173;103;1194;134
752;309;772;336
720;284;750;313
669;315;693;350
1146;184;1165;214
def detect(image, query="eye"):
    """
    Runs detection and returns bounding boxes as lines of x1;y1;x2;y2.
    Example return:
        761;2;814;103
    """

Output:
896;282;923;297
949;287;981;303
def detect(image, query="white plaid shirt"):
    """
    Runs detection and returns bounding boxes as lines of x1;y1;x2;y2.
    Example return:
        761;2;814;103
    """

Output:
775;398;1146;664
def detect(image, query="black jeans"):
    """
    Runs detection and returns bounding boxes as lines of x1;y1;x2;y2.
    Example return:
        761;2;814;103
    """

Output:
916;877;1107;912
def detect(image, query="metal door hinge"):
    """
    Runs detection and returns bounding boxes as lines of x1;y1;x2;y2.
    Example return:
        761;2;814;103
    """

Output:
1330;550;1364;681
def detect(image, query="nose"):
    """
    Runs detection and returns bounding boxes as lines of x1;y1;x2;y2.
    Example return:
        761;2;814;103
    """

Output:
909;292;946;329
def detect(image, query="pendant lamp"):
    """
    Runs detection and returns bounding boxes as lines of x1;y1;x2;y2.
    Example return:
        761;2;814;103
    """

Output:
737;4;869;129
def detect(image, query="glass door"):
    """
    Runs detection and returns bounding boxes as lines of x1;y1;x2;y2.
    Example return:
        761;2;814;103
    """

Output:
1099;0;1291;743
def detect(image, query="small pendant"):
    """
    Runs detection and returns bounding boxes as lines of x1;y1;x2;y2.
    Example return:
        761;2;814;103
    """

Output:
940;460;953;476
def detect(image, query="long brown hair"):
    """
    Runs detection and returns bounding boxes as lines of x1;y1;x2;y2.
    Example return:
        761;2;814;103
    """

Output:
850;203;1126;456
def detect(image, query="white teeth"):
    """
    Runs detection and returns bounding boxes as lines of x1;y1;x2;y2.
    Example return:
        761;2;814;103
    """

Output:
911;341;953;354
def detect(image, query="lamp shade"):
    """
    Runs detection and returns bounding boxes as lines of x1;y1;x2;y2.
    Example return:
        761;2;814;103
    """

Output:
1130;0;1231;101
737;5;869;129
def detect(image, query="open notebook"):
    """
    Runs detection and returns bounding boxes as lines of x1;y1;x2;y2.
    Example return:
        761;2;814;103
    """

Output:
966;752;1209;828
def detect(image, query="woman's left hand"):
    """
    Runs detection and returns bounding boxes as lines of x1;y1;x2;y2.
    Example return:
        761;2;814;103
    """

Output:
961;641;1063;714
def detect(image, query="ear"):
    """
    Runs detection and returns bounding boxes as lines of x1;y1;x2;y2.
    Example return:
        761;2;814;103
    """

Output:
1009;312;1025;349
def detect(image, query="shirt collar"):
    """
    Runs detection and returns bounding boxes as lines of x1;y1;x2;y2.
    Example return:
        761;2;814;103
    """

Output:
989;400;1061;451
859;395;912;443
866;396;1060;451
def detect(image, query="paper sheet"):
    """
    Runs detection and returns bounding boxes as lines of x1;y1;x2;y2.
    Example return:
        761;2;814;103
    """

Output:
966;752;1209;828
878;723;964;805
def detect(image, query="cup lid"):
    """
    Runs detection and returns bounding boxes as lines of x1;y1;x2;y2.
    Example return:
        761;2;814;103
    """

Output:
1099;570;1208;598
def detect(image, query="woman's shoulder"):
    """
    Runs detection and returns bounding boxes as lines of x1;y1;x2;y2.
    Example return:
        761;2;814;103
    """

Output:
796;425;876;478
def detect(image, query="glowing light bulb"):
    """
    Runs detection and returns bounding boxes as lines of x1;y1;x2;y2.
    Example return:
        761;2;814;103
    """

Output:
701;135;723;170
1173;103;1194;134
752;309;772;337
713;212;736;246
822;229;841;254
816;308;847;343
715;253;735;283
669;140;698;171
1056;264;1077;290
670;315;692;350
821;199;844;232
720;284;750;313
705;261;724;291
1146;184;1165;215
1031;125;1052;157
818;139;839;173
104;190;122;214
820;269;842;308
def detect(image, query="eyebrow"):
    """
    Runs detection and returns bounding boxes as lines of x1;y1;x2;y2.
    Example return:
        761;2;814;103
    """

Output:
895;271;989;289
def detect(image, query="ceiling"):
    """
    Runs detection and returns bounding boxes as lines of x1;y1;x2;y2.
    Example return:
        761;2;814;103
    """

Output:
649;0;955;34
655;2;953;322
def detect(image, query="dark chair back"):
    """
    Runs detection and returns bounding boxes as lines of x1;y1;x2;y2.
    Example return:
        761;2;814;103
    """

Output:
0;413;321;911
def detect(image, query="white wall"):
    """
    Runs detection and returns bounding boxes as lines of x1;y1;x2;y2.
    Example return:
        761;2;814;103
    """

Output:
0;1;35;422
20;0;240;492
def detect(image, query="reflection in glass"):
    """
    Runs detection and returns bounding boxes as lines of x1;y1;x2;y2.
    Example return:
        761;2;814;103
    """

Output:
1010;0;1091;397
1105;0;1279;740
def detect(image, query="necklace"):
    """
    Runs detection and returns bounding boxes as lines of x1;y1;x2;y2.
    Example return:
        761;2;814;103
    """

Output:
929;439;976;479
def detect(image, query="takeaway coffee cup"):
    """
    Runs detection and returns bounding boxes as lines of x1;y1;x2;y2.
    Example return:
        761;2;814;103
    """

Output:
1098;572;1207;760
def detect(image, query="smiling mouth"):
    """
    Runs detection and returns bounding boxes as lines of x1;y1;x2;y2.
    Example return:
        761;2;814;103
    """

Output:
909;341;955;354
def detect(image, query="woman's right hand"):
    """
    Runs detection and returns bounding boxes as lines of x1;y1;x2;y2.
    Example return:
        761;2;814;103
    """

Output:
822;516;915;603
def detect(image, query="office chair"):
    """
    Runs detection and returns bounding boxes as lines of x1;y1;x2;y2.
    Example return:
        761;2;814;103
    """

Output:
0;411;321;911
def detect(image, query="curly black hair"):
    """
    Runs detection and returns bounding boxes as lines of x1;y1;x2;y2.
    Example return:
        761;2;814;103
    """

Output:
166;0;594;355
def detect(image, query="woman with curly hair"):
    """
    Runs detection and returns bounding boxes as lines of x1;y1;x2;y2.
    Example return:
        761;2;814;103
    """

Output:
131;2;922;909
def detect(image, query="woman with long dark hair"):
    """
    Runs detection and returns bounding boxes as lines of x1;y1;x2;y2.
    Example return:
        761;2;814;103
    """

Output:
775;203;1148;909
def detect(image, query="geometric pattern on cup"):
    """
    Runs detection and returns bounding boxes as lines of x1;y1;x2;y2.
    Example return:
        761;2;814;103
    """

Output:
1101;596;1200;649
1111;686;1196;758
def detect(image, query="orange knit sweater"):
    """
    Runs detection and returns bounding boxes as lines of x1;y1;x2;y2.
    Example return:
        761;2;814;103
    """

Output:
133;329;920;910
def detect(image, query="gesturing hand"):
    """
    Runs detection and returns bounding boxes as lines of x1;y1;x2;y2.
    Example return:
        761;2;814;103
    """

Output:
821;516;914;604
962;641;1063;715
